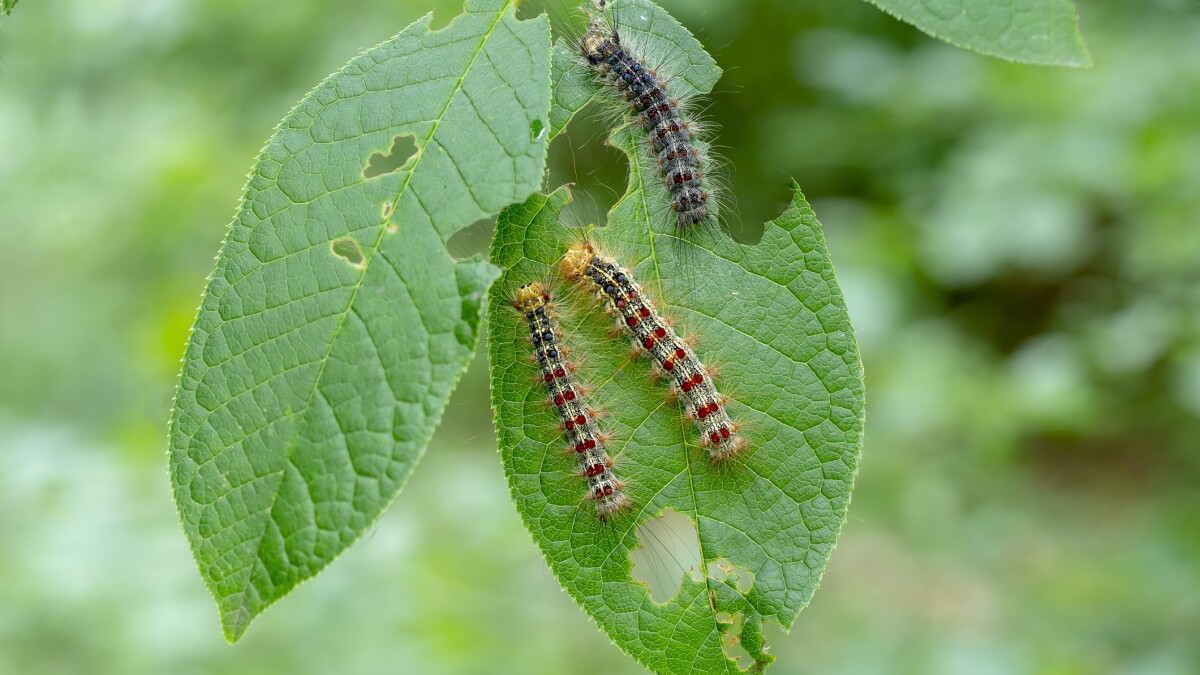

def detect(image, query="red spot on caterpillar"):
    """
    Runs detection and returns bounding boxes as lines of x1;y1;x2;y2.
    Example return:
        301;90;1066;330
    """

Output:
559;245;744;461
565;390;576;401
579;10;712;232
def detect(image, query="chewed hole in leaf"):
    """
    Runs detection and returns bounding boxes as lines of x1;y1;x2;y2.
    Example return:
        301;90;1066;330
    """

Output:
715;611;756;668
708;558;753;594
713;611;776;671
331;237;365;267
429;0;457;30
530;118;545;141
364;134;417;179
514;0;551;21
629;508;702;604
447;217;495;260
545;116;622;227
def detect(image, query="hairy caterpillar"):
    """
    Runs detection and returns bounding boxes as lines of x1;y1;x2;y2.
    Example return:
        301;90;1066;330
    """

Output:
514;282;632;519
579;0;715;231
560;244;745;461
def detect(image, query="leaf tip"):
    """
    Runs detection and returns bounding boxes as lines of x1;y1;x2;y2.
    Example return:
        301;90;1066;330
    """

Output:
221;607;253;644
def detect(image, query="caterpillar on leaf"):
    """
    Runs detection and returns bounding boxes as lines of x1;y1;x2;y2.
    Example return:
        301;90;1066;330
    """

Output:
513;282;632;519
560;244;746;462
578;0;721;234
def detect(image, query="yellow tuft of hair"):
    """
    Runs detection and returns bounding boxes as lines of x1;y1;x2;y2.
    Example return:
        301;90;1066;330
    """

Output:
560;243;595;280
514;282;549;309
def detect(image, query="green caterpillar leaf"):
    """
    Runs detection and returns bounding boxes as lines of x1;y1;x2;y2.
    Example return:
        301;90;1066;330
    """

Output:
168;0;550;642
862;0;1092;67
489;5;864;674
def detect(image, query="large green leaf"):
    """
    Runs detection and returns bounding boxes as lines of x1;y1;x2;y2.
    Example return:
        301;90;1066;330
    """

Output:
489;5;864;672
863;0;1091;66
169;0;550;642
489;182;864;675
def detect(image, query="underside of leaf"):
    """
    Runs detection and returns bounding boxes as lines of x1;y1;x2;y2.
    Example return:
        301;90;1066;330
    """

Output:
169;0;551;641
863;0;1092;67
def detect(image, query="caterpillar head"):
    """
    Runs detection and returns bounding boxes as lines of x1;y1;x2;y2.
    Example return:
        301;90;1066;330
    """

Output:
514;282;550;312
561;243;596;280
581;23;619;64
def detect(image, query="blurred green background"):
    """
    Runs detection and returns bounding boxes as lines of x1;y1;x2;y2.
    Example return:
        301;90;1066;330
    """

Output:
1;0;1198;673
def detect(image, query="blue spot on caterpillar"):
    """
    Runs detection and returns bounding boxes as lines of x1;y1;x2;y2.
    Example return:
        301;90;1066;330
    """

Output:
514;282;632;519
580;0;713;231
562;244;746;461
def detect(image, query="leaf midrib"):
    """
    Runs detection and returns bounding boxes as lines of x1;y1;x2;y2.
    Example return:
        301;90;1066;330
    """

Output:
226;2;514;636
617;123;736;674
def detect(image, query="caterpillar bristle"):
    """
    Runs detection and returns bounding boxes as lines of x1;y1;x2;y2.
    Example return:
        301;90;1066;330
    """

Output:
514;281;631;518
561;244;746;462
577;0;721;235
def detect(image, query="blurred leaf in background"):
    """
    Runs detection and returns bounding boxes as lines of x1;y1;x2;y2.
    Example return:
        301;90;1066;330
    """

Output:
0;0;1197;673
862;0;1091;66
